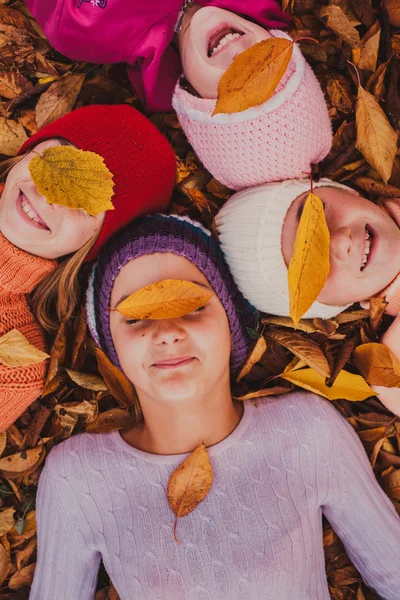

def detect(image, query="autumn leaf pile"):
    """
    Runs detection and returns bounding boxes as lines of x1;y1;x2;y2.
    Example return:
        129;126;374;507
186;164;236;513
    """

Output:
0;0;399;598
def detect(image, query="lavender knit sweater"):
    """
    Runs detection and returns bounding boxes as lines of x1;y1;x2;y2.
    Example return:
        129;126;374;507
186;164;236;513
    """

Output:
29;392;400;600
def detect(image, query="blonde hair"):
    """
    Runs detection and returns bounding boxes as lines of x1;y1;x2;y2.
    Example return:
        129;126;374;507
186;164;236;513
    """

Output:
0;140;100;333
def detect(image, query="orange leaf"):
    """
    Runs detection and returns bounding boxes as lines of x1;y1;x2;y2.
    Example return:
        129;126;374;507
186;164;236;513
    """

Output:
236;335;267;382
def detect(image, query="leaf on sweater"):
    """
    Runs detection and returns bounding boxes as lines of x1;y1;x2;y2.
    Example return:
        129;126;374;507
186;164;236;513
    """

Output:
213;37;293;116
268;329;331;377
236;335;267;382
66;369;108;392
0;118;28;156
167;442;213;543
28;145;114;216
35;73;85;129
287;192;330;325
0;329;49;368
280;367;374;400
355;85;397;184
353;343;400;387
115;279;214;320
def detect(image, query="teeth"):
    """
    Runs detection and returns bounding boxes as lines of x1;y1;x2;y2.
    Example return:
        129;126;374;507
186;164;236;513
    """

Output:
21;196;41;224
362;229;372;268
211;32;241;56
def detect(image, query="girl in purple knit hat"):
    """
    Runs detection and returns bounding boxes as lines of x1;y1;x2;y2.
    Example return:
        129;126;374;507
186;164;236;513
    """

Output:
29;214;400;600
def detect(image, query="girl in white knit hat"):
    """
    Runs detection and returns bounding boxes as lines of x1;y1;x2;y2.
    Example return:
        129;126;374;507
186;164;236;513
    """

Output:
172;5;333;190
216;177;400;415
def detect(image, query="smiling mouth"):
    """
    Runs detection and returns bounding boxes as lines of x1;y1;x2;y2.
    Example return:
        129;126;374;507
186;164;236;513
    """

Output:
361;226;373;271
208;27;244;57
19;190;50;230
152;357;195;369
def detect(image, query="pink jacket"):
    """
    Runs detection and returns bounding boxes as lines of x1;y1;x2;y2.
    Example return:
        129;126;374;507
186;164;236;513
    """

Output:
25;0;290;112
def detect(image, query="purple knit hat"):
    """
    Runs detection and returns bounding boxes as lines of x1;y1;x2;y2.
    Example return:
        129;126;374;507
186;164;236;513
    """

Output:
86;214;259;373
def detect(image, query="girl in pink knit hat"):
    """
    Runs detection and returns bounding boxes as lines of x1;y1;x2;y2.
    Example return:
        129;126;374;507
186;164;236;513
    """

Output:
172;6;333;189
216;178;400;415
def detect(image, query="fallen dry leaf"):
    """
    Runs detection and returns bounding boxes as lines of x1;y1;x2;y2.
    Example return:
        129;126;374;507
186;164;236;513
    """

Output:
0;508;15;537
326;73;353;114
29;145;115;216
236;335;267;381
353;343;400;387
167;443;213;542
0;329;49;368
213;37;293;115
355;85;398;184
65;369;108;392
86;408;133;433
357;21;381;74
318;5;361;48
95;347;136;408
288;192;331;324
385;0;400;26
116;279;214;321
0;118;28;156
280;367;374;400
35;73;85;129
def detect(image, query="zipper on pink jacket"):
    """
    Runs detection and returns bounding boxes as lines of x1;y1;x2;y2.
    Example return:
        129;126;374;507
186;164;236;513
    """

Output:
174;0;194;32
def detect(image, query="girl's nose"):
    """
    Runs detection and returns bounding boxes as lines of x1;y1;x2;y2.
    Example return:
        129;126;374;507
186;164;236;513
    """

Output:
330;227;352;262
152;320;186;345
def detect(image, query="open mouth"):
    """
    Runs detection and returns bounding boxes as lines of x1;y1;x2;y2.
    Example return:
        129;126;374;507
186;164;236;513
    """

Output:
361;226;373;271
207;26;244;58
18;190;50;230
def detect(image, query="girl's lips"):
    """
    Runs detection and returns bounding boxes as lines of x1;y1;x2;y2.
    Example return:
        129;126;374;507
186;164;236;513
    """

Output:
16;191;49;230
207;24;244;57
364;224;377;269
152;357;195;369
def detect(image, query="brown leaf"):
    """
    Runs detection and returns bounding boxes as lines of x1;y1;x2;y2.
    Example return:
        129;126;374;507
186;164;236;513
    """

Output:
0;431;6;458
385;0;400;26
357;22;381;74
0;71;33;100
0;443;46;478
0;508;15;536
0;329;49;368
318;5;361;48
236;336;267;382
0;118;28;156
0;543;11;588
355;85;398;184
167;443;213;542
8;562;35;590
15;538;36;571
353;342;400;387
280;367;374;400
353;176;400;198
35;73;85;129
268;329;331;378
95;347;137;408
326;73;353;114
65;369;108;392
42;322;66;396
326;335;359;386
366;59;390;101
213;37;293;115
233;386;292;401
369;293;388;331
86;408;133;434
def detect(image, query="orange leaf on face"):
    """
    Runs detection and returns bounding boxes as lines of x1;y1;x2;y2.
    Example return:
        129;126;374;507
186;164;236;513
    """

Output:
213;37;293;115
167;443;213;542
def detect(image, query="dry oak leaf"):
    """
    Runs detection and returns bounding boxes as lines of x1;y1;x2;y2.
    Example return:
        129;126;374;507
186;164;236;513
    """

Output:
35;73;85;129
288;192;330;324
29;146;115;216
353;343;400;387
0;118;28;157
0;329;49;368
237;335;267;382
213;37;293;115
318;5;361;48
116;279;214;320
355;86;398;184
385;0;400;26
168;442;213;542
281;368;374;401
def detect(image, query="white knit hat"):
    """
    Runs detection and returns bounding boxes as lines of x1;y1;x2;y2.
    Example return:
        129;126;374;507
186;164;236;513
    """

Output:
215;178;353;319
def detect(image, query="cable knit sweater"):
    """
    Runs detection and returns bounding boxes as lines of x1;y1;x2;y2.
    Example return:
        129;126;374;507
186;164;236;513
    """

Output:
30;392;400;600
0;232;56;432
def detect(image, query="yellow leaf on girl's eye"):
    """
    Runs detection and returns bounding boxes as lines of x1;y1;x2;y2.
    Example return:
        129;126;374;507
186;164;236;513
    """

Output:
115;279;214;321
167;443;213;543
213;37;293;115
288;192;330;325
0;329;49;368
28;145;114;216
280;367;374;401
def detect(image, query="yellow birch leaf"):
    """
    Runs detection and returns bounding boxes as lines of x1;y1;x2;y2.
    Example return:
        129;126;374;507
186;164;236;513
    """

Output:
116;279;214;320
213;37;293;115
0;329;49;368
167;443;213;542
353;343;400;387
236;335;267;382
355;86;398;184
29;145;114;216
66;369;108;392
288;192;330;325
280;368;374;401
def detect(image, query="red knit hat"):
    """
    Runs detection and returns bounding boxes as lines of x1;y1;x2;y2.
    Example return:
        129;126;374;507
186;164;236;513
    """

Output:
19;105;177;261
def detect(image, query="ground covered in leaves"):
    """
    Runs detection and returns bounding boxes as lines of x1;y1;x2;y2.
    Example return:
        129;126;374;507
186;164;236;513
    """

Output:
0;0;400;598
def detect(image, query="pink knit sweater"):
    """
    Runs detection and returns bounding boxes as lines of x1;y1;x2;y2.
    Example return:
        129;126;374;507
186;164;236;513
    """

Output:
29;392;400;600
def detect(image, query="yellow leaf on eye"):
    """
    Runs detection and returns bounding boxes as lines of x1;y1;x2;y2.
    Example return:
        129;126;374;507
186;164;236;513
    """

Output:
236;335;267;382
116;279;214;321
0;329;49;368
213;37;293;116
288;192;330;325
28;145;115;216
167;443;213;542
280;367;374;401
355;85;397;184
353;343;400;387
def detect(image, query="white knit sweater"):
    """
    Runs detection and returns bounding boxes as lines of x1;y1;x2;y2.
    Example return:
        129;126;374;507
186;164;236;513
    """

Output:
29;392;400;599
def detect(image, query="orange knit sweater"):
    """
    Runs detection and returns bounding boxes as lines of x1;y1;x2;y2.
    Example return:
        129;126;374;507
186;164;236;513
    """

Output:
0;232;56;432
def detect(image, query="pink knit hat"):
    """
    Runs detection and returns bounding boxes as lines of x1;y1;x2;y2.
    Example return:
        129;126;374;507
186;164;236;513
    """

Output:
172;31;332;191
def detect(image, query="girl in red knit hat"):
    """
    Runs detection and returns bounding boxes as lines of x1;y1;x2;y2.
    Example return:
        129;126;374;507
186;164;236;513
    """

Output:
0;104;176;432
